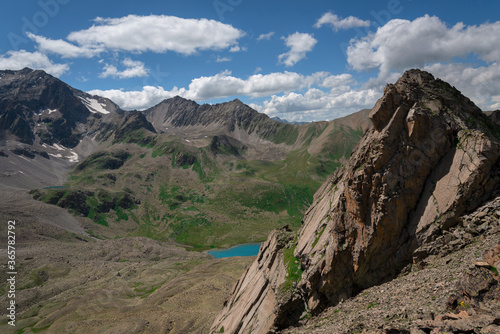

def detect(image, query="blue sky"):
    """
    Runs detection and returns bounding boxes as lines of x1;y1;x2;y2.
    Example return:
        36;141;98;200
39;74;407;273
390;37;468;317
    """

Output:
1;0;499;122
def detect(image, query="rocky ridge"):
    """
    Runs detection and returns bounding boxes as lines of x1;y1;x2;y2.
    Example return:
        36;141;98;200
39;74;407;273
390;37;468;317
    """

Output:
144;97;299;145
0;68;128;188
1;68;371;190
211;69;500;333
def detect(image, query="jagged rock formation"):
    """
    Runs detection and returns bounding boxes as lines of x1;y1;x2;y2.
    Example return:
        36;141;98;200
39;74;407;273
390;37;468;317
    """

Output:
211;69;500;334
211;227;294;333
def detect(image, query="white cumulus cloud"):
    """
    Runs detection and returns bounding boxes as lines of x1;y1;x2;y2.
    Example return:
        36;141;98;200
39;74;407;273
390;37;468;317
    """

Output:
423;62;500;110
88;86;186;110
27;32;103;58
278;32;317;67
0;50;69;77
183;70;324;100
87;70;368;122
67;15;245;55
27;15;244;59
260;87;378;122
347;15;500;77
345;15;500;110
315;12;370;31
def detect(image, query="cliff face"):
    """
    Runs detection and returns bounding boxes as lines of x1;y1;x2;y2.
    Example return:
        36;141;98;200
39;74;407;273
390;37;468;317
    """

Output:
211;70;500;334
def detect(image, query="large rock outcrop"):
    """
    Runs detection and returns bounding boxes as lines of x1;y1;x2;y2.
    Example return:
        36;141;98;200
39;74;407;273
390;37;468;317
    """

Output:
211;69;500;334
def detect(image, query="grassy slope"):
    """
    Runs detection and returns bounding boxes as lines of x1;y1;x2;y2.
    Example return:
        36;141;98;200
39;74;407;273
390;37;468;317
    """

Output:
33;119;366;250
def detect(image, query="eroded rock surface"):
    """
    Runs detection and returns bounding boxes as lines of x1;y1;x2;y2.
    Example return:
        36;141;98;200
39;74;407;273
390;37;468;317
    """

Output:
211;70;500;334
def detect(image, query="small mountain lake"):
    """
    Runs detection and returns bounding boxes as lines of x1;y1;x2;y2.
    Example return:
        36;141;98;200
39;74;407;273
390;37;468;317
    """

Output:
208;243;261;259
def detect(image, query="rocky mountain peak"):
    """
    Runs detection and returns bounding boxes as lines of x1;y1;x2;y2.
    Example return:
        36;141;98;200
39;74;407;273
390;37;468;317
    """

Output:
144;94;301;146
211;69;500;333
228;98;244;106
18;67;38;75
0;68;120;148
161;95;198;106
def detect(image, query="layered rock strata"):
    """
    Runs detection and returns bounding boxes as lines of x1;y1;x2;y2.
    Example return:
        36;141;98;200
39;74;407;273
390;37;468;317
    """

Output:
211;69;500;334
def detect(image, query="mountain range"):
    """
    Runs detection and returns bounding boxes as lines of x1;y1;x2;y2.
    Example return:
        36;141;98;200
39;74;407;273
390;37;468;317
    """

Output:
0;67;370;249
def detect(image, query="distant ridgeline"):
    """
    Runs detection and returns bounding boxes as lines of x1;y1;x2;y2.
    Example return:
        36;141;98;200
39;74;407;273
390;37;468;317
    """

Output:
0;68;371;249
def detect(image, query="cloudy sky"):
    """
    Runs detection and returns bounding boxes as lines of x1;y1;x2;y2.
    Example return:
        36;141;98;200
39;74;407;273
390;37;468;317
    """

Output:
1;0;499;122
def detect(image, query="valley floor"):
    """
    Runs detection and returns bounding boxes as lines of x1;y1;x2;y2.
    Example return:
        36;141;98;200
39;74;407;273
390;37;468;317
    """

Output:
0;186;253;334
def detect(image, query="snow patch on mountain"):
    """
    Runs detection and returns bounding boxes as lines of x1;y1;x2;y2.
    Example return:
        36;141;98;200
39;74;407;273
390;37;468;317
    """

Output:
67;151;79;163
78;96;110;114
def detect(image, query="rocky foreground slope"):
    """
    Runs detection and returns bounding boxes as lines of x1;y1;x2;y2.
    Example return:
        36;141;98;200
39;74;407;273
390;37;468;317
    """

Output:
281;197;500;333
211;70;500;333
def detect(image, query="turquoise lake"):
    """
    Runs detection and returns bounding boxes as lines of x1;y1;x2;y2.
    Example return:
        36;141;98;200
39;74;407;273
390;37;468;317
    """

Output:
208;243;261;259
